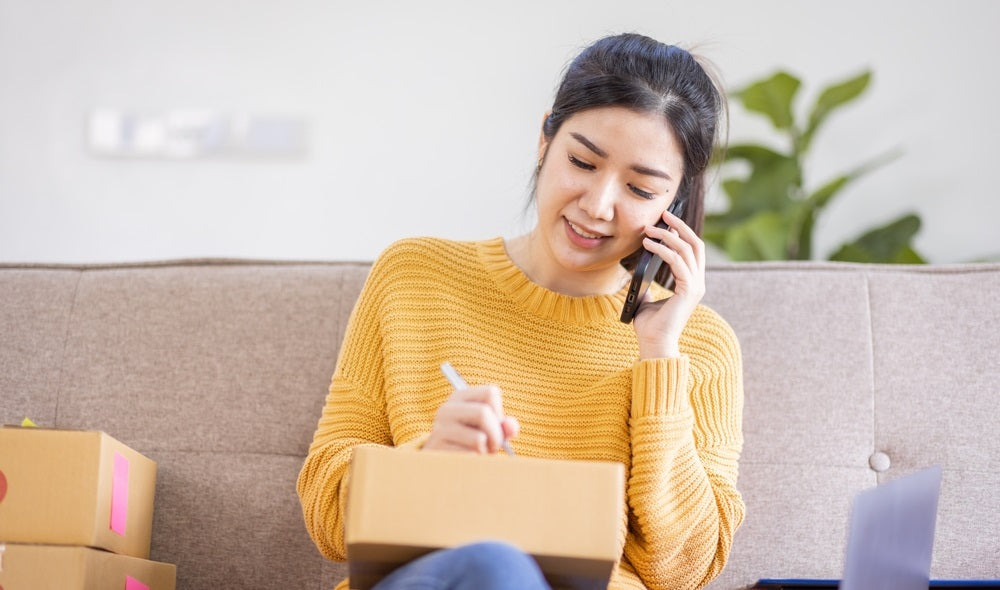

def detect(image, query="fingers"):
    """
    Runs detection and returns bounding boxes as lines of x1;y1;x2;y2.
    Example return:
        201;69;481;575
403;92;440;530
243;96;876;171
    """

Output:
633;211;707;357
653;211;704;263
458;385;506;422
644;233;701;290
501;415;520;441
429;418;492;453
644;211;705;288
427;385;512;454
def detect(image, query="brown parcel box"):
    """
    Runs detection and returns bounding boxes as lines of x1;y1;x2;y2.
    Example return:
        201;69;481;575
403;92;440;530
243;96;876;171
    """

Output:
346;446;625;590
0;543;176;590
0;427;157;559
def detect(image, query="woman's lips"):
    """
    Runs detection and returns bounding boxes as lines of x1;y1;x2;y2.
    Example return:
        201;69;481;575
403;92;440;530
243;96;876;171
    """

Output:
564;219;608;248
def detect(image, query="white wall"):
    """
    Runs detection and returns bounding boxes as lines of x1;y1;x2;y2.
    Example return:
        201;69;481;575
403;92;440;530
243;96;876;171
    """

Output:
1;0;997;264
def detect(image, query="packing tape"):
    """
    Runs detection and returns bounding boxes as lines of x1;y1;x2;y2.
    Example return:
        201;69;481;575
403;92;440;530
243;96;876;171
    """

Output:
0;541;5;572
110;452;130;536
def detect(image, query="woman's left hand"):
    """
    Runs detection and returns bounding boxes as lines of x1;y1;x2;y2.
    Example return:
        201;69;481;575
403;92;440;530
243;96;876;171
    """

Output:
632;206;706;359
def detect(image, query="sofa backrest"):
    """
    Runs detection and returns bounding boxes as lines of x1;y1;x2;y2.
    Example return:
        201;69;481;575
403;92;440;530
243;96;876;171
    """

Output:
2;260;369;589
2;260;999;589
704;262;1000;587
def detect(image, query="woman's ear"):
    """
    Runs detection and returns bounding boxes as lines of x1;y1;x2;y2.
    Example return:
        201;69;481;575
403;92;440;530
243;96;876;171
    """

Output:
537;111;551;167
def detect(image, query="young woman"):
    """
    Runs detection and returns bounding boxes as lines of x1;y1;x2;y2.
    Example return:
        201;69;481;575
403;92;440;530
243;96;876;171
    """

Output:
298;32;745;590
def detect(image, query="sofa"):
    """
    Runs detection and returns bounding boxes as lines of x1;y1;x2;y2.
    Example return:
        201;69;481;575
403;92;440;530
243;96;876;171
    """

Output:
2;258;999;589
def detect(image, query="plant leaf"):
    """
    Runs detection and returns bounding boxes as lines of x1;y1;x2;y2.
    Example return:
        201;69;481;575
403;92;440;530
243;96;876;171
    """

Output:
968;253;1000;262
790;148;903;259
801;70;871;152
723;143;789;166
736;71;801;131
720;144;802;218
805;175;851;212
788;175;851;259
723;212;790;261
828;213;926;263
788;205;817;260
702;213;730;251
805;147;902;214
720;178;746;202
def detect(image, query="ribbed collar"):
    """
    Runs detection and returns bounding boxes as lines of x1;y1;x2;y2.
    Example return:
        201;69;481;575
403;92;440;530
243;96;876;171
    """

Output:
477;237;628;324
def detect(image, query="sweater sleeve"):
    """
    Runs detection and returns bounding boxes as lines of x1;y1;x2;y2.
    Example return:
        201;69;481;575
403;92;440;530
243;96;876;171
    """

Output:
296;251;398;562
622;307;746;590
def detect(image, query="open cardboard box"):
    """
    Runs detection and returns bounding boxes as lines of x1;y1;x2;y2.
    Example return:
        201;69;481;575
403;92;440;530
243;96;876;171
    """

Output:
345;446;625;590
0;543;176;590
0;427;158;559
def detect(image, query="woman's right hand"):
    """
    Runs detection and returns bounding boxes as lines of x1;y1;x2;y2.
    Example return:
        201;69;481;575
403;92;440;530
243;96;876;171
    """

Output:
424;384;519;454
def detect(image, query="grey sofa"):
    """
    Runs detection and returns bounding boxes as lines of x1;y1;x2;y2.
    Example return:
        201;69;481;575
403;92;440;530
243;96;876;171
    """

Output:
2;258;999;589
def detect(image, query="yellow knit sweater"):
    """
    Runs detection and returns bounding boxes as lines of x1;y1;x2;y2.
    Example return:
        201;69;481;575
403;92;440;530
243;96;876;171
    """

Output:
297;237;745;590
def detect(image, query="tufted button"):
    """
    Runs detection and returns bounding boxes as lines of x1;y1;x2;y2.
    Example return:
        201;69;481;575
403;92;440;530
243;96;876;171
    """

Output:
869;451;892;472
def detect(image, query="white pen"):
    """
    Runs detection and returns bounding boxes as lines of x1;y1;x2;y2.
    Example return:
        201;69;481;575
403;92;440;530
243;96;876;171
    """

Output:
440;362;515;456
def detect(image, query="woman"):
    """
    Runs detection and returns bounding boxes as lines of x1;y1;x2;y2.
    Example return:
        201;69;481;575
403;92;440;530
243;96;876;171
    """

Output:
298;32;744;590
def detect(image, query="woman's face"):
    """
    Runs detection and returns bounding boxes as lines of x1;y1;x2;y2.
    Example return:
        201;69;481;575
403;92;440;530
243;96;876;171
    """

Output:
532;106;685;289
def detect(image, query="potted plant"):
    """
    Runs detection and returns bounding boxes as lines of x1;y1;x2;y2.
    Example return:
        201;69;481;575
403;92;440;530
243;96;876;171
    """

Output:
705;69;926;263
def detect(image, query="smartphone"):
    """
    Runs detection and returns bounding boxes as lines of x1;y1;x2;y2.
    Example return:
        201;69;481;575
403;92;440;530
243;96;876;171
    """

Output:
620;199;686;324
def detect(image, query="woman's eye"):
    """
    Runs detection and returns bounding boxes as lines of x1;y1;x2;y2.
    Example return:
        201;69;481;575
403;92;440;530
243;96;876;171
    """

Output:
629;184;656;200
568;154;595;171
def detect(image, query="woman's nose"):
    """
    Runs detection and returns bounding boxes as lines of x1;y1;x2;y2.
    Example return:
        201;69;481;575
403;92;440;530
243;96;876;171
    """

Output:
578;177;617;221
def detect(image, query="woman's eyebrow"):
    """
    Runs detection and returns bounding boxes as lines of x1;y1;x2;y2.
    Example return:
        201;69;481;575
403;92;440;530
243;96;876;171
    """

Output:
632;164;672;181
570;132;607;158
570;131;672;181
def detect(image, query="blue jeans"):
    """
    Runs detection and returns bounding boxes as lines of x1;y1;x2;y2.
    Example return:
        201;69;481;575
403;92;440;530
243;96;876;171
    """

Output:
371;541;551;590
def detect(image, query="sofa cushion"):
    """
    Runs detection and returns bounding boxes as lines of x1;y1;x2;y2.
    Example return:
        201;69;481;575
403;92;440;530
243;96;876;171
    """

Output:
704;264;878;587
49;262;369;457
868;268;1000;576
0;268;80;426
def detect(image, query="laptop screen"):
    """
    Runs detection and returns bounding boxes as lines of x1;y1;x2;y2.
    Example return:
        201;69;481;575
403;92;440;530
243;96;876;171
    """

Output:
840;465;942;590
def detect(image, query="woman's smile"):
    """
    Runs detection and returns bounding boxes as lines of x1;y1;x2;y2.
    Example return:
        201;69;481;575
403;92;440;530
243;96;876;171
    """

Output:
564;218;610;247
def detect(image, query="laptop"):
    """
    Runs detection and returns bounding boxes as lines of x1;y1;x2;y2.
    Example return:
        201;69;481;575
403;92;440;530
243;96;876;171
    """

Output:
753;465;998;590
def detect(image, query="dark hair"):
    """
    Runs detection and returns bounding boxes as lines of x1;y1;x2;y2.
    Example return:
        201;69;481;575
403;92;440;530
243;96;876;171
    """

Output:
536;33;726;287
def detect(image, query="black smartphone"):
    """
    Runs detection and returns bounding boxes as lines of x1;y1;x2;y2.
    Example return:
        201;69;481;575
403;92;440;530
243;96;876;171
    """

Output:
619;199;686;324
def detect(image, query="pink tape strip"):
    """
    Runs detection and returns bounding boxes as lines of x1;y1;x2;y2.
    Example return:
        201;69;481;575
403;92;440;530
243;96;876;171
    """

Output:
110;452;130;536
125;575;150;590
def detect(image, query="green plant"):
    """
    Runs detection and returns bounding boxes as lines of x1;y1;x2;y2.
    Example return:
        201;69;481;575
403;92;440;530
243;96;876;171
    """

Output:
705;70;926;263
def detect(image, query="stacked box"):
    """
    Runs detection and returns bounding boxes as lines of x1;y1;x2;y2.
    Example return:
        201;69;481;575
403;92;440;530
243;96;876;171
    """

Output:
0;544;176;589
0;427;176;590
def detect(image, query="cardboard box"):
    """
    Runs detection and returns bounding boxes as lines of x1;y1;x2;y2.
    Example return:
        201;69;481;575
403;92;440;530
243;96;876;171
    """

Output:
0;427;157;558
0;543;176;590
345;446;625;590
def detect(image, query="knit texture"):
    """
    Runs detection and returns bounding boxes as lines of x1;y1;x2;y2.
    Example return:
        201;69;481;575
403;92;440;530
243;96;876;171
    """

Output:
297;237;745;590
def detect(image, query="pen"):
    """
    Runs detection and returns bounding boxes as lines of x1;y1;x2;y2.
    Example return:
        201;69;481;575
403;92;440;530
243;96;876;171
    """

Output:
440;362;515;456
